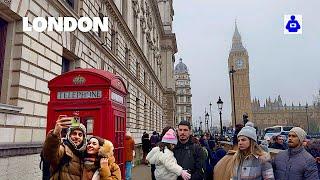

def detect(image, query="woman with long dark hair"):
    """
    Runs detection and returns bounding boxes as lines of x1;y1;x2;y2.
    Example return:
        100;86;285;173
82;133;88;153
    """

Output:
82;136;121;180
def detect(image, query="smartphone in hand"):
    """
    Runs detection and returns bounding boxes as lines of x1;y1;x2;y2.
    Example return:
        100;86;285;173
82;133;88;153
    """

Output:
71;116;80;127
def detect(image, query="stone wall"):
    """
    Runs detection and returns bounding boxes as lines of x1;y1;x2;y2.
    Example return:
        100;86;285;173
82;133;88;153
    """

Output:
0;154;41;180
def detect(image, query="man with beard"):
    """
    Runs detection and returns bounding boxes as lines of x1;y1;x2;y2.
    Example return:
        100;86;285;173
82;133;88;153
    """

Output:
174;121;205;180
273;127;319;180
43;115;87;180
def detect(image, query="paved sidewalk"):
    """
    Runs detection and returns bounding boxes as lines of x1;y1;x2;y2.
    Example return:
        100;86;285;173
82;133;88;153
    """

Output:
132;164;152;180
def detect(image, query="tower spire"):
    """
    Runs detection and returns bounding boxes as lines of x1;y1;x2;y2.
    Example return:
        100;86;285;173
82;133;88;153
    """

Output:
233;20;241;40
231;20;246;52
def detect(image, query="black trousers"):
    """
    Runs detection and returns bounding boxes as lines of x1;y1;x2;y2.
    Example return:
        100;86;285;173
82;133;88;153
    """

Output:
151;164;156;180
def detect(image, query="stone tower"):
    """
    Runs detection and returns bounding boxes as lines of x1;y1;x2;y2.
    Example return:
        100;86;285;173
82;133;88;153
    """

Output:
228;22;253;126
174;58;192;125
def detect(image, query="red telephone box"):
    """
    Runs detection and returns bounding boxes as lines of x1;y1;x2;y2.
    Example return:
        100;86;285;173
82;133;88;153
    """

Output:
46;68;128;178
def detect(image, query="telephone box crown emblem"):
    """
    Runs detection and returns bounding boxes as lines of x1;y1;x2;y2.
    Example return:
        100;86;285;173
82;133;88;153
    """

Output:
73;75;86;85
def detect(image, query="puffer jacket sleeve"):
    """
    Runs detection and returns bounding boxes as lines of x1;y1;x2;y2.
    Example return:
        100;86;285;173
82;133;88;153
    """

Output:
42;130;65;169
146;147;160;165
260;154;275;180
159;149;183;176
303;157;319;180
100;162;121;180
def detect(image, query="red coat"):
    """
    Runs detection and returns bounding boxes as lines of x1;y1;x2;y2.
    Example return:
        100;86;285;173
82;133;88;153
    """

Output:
124;135;135;161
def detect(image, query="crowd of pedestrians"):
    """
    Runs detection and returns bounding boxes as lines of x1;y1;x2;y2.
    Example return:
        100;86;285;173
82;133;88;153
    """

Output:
42;115;320;180
144;120;320;180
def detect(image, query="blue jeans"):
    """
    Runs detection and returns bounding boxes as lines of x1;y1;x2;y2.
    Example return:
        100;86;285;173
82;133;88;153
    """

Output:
125;161;132;180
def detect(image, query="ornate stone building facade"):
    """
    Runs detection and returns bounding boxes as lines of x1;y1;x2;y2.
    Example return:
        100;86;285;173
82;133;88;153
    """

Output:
174;58;192;125
252;95;320;133
228;23;253;126
0;0;177;178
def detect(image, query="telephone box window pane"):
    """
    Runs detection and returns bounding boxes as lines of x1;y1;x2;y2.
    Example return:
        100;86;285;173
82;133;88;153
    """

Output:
86;119;93;134
115;116;118;131
118;117;120;130
120;132;124;146
120;117;122;130
122;117;124;130
117;148;123;163
116;117;119;130
119;149;122;160
117;134;119;146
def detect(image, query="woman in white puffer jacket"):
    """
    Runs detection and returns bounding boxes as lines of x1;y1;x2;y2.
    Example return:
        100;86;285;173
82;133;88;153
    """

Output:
146;129;191;180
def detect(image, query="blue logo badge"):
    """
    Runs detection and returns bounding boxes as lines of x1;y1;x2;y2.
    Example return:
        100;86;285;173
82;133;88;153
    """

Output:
284;15;302;34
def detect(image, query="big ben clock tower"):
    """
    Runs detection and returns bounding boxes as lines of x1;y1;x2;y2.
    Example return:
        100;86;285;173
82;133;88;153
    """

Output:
228;22;252;127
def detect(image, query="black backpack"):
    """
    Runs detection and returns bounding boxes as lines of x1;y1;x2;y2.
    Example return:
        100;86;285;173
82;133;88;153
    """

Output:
39;150;70;180
186;144;206;176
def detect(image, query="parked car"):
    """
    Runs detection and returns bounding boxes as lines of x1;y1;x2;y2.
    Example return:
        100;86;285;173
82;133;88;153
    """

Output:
264;125;294;140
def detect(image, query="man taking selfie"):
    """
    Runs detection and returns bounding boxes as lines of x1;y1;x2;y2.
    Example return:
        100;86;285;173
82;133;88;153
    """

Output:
42;115;87;180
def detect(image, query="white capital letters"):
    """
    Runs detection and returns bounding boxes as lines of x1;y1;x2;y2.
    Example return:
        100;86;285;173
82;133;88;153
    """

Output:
22;17;32;32
22;16;109;32
33;17;48;32
78;17;92;32
92;17;108;32
47;17;63;31
64;17;77;32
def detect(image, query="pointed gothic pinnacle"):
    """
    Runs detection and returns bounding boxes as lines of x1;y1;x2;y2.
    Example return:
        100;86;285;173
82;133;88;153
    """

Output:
233;20;241;39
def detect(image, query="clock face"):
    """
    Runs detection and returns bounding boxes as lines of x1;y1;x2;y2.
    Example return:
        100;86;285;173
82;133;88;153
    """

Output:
235;59;244;69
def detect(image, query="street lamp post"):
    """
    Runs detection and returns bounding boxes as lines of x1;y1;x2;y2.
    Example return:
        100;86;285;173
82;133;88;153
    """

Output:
305;103;310;134
209;102;213;131
217;96;223;137
229;66;237;127
198;116;202;133
205;112;209;132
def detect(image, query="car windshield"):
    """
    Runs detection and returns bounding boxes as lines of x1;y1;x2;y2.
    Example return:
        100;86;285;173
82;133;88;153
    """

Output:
283;126;293;131
265;127;281;133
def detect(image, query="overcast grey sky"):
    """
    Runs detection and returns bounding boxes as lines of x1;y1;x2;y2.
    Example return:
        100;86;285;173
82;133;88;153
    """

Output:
172;1;320;127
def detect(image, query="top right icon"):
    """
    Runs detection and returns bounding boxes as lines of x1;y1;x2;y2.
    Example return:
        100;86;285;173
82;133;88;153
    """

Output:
284;15;302;34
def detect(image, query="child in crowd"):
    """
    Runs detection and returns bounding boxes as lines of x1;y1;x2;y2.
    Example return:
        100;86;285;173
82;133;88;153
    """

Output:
146;129;191;180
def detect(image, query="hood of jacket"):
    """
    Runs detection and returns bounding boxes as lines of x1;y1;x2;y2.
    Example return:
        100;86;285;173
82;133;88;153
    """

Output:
66;123;87;153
